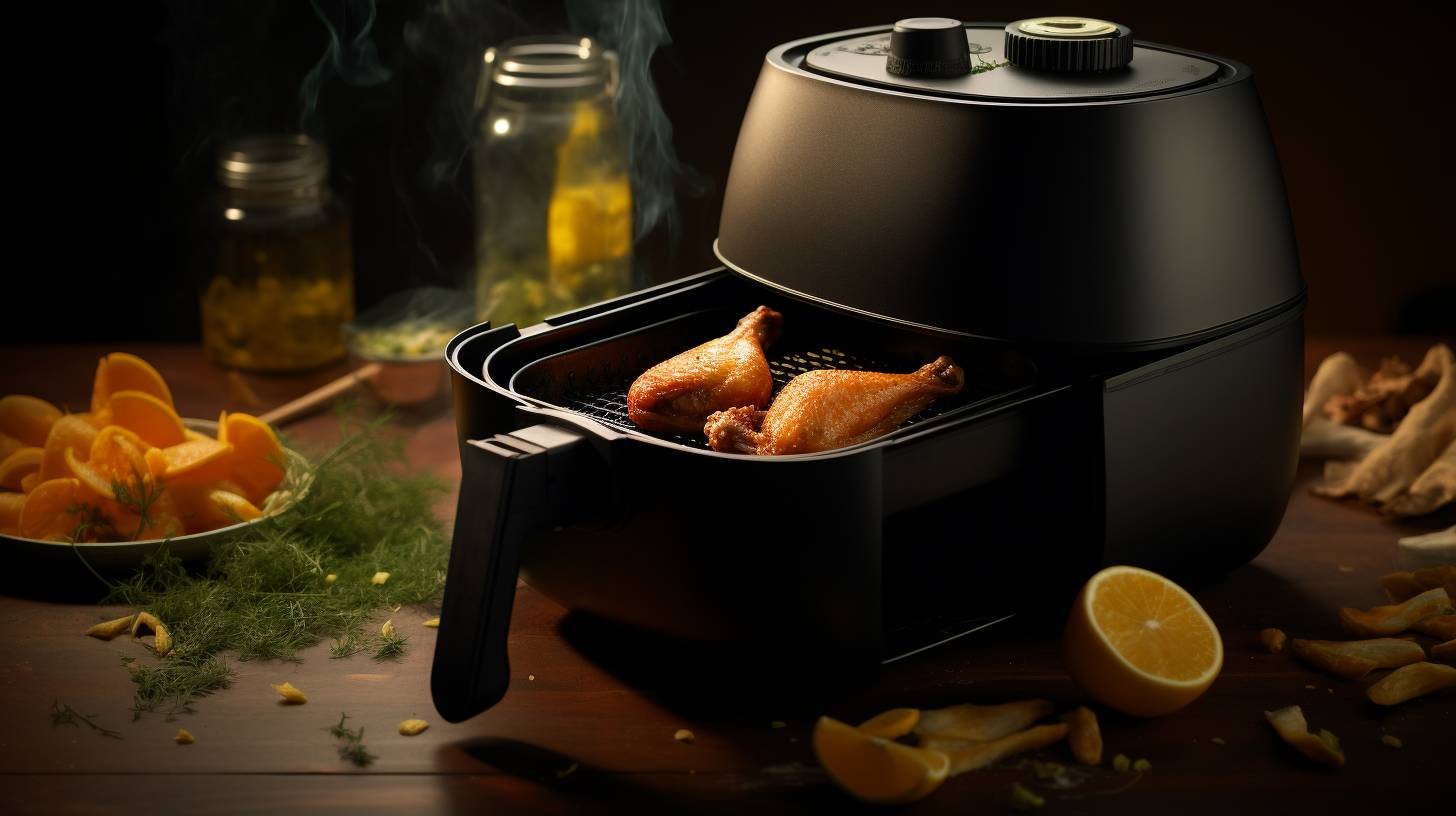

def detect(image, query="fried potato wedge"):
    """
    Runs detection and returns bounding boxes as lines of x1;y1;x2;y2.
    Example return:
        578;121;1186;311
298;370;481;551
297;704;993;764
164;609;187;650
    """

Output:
1381;566;1456;602
921;723;1071;776
1259;628;1288;654
1431;639;1456;665
1411;614;1456;640
1339;588;1452;636
1289;637;1426;679
1264;705;1345;767
914;699;1053;742
1365;661;1456;705
1061;706;1102;766
1379;571;1424;602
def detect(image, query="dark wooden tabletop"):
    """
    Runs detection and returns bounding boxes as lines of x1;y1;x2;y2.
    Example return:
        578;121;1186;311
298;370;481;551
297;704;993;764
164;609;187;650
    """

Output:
1;337;1452;815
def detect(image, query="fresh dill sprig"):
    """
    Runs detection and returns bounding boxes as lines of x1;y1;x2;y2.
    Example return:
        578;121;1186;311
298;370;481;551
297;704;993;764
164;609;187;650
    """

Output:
50;700;123;739
110;469;166;541
329;712;376;767
66;502;116;544
99;411;449;716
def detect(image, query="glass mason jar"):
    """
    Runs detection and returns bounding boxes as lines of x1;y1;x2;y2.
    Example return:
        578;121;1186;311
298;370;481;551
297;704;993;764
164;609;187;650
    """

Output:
201;135;354;371
474;37;633;327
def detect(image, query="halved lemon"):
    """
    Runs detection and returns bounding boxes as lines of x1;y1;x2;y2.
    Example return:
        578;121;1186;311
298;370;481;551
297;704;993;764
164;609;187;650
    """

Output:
1063;565;1223;717
812;716;949;805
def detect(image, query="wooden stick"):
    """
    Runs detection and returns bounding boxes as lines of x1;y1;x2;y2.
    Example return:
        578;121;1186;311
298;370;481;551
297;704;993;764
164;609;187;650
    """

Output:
258;363;382;427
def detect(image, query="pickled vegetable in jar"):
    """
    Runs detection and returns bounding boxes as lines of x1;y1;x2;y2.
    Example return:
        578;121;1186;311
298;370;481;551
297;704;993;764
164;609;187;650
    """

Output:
202;135;354;371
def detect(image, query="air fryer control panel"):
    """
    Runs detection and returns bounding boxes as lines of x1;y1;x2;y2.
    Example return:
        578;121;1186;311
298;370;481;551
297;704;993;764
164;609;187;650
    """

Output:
803;21;1220;102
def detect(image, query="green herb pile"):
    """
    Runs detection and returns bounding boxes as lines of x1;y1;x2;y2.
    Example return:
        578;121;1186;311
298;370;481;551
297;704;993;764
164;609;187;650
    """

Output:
89;413;450;718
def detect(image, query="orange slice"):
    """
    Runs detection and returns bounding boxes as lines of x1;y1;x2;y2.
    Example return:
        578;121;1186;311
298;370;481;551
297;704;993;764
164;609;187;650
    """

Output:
18;477;83;541
107;390;186;448
0;395;62;447
39;415;100;480
0;431;23;463
145;438;234;485
19;472;41;493
857;708;920;739
91;352;175;412
222;413;286;503
813;716;950;805
90;426;151;480
0;447;43;491
1063;565;1223;717
0;492;25;531
66;446;121;500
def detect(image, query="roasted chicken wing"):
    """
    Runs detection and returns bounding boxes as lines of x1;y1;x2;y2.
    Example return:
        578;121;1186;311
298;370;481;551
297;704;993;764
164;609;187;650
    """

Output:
627;305;783;434
704;356;964;455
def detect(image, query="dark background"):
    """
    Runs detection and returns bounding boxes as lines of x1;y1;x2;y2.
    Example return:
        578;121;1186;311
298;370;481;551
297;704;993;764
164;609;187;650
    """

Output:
10;0;1454;345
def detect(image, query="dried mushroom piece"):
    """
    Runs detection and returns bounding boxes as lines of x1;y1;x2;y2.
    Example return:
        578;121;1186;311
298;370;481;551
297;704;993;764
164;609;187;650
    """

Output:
1259;628;1288;654
1338;587;1451;637
1315;344;1456;515
1302;352;1363;427
1061;706;1102;766
85;613;137;641
1397;528;1456;570
1289;637;1426;679
922;723;1070;776
1366;661;1456;705
913;699;1052;742
1386;440;1456;517
1264;705;1345;768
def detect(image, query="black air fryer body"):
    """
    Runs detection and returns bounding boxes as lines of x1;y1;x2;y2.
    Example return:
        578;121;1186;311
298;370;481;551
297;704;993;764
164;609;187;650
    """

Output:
432;20;1305;723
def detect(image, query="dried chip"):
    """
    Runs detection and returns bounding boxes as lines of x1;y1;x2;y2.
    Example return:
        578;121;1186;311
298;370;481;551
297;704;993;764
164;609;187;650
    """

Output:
1432;639;1456;665
398;719;429;736
271;681;308;704
1264;705;1345;767
914;699;1052;742
1132;758;1151;773
858;708;919;739
423;617;440;629
371;571;390;586
380;619;395;638
130;611;172;657
1111;753;1131;772
175;728;195;745
324;573;337;585
921;723;1070;776
673;728;695;743
85;613;137;641
1061;706;1102;766
1381;734;1402;748
1379;571;1423;602
1366;661;1456;705
1339;587;1451;636
1010;782;1045;812
1289;637;1426;678
1412;614;1456;640
1259;628;1288;654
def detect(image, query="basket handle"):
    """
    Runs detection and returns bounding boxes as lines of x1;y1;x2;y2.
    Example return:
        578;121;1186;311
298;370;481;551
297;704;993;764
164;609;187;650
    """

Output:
430;424;590;721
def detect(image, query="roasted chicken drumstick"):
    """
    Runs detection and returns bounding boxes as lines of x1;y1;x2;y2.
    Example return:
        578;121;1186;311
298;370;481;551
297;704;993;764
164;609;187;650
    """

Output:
704;356;964;455
627;305;783;434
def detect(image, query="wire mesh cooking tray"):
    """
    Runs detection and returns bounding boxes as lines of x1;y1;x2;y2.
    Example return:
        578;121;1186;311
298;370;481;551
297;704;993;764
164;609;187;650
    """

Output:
507;300;1038;452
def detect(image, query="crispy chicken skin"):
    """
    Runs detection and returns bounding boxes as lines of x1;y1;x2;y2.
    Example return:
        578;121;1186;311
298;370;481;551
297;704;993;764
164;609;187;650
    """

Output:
627;305;783;434
704;356;964;455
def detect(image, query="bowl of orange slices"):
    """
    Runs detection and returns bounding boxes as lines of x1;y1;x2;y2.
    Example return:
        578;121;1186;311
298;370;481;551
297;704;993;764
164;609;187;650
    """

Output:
0;353;309;571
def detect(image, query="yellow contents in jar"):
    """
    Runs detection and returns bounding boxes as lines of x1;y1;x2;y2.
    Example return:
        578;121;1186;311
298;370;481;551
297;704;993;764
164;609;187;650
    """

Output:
547;102;632;311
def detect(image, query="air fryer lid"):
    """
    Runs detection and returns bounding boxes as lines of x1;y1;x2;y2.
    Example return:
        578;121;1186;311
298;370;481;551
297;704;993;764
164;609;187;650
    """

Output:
715;17;1305;349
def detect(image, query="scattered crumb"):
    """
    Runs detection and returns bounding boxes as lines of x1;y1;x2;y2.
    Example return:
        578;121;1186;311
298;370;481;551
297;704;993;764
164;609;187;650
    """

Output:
1010;782;1046;811
771;721;787;729
1030;761;1067;781
1112;754;1131;773
1327;688;1334;694
1381;735;1403;749
371;571;390;585
380;619;395;637
1304;684;1317;690
674;729;695;744
175;728;195;745
1132;758;1152;773
398;719;429;736
556;762;578;779
423;617;440;628
324;574;337;585
1337;565;1354;573
1211;737;1226;745
528;674;535;682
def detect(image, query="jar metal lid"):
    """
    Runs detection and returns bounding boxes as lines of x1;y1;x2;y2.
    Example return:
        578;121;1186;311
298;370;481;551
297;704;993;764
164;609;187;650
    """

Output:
217;134;329;192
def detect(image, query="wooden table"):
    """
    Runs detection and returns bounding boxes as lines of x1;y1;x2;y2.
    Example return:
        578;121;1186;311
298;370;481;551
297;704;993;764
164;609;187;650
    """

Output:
1;338;1452;814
